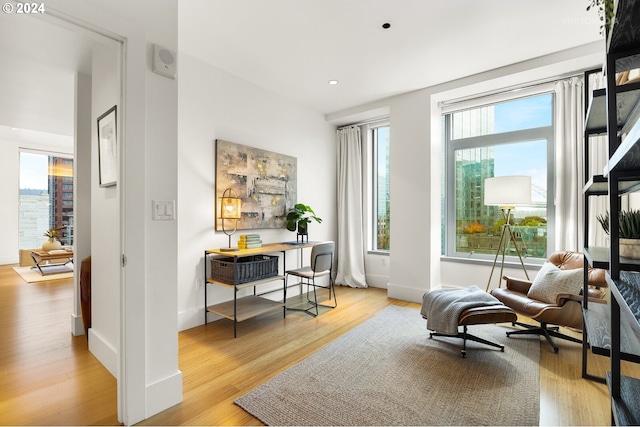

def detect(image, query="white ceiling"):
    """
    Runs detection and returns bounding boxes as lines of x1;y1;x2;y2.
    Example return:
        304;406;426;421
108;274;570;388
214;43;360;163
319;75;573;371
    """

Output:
0;0;603;141
179;0;603;116
0;11;96;140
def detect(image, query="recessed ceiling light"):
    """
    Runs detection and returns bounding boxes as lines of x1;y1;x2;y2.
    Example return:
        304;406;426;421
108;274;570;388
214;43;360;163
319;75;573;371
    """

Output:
328;80;339;85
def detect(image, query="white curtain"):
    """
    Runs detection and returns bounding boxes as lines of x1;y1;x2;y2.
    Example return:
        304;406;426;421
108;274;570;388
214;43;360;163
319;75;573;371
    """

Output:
554;77;585;251
335;125;368;288
554;75;610;252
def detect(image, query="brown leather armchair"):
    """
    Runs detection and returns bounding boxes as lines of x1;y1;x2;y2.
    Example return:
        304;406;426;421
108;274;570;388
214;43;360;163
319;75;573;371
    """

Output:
491;251;607;353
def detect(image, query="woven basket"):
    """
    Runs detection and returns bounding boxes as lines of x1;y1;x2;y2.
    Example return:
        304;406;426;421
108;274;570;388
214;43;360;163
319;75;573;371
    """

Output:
210;255;278;284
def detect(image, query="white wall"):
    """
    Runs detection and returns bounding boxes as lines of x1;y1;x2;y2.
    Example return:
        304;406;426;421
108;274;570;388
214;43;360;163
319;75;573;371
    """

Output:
71;72;92;336
364;254;390;288
0;141;19;266
329;42;605;302
88;41;121;378
48;0;181;423
177;52;337;331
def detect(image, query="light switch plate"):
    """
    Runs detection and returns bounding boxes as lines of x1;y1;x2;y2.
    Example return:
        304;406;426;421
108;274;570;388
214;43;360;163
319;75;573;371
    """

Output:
152;200;176;220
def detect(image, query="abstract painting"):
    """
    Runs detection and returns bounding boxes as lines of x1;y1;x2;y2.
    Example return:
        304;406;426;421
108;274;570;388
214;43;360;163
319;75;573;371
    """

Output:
215;139;297;230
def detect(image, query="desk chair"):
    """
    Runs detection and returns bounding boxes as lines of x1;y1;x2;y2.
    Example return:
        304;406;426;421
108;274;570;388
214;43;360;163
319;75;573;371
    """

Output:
285;241;336;317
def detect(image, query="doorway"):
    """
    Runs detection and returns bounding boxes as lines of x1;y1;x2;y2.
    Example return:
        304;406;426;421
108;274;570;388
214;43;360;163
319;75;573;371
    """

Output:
0;9;123;424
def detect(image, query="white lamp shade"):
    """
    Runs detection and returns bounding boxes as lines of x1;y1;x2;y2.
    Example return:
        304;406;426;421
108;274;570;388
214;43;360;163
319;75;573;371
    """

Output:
484;176;532;206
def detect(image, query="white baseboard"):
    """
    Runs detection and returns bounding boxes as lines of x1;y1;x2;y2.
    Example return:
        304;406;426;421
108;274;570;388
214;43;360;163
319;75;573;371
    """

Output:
178;306;229;331
0;256;18;266
387;283;464;304
146;370;183;418
88;328;118;378
387;282;427;303
178;306;204;332
70;313;85;336
364;274;389;289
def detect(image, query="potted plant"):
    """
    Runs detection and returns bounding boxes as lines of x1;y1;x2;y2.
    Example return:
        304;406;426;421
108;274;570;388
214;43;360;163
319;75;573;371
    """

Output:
42;228;63;251
586;0;615;36
597;210;640;259
286;203;322;236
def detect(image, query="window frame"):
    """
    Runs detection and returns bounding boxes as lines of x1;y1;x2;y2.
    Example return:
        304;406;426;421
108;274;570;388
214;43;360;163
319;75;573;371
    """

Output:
442;93;556;263
18;149;74;248
370;122;390;253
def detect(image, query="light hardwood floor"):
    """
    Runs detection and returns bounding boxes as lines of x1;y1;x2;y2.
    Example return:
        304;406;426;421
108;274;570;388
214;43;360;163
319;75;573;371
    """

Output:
0;265;118;425
1;263;638;426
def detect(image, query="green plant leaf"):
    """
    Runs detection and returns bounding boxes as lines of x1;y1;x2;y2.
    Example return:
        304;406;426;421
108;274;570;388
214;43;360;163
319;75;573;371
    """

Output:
285;203;322;232
597;210;640;239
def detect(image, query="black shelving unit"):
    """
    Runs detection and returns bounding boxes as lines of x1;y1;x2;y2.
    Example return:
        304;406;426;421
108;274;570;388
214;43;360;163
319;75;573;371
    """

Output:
582;67;614;384
593;1;640;424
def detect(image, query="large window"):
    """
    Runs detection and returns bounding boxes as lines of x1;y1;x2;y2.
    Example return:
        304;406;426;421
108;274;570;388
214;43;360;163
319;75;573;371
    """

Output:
442;93;554;260
372;125;390;251
19;151;74;248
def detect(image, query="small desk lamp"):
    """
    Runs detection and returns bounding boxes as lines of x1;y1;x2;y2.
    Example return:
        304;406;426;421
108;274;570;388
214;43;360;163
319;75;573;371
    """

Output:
219;188;242;251
484;176;531;291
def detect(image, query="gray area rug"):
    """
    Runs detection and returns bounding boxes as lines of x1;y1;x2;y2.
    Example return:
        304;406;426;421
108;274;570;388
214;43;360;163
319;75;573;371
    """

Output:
235;305;540;426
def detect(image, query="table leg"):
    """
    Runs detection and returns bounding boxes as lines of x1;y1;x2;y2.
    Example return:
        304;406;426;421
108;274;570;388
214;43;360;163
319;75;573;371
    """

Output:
30;254;45;275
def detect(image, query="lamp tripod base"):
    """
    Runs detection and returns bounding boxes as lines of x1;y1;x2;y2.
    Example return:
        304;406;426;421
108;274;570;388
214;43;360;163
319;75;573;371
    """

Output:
485;207;529;292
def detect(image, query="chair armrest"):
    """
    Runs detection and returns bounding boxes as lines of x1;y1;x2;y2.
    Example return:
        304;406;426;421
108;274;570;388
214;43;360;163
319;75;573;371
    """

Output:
587;286;607;300
588;268;608;288
502;275;533;294
557;293;607;306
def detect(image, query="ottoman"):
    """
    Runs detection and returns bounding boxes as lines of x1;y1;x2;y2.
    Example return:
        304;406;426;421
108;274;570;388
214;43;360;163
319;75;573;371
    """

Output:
421;287;517;357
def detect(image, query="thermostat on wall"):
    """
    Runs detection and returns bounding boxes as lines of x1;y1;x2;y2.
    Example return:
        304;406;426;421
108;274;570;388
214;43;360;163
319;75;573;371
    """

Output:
152;44;177;79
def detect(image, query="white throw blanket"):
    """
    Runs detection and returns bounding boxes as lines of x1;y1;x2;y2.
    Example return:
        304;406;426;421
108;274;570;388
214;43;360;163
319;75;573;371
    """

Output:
420;285;503;335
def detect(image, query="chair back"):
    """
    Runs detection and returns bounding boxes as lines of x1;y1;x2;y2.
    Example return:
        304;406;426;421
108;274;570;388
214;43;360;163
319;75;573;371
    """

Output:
548;250;607;288
310;241;334;273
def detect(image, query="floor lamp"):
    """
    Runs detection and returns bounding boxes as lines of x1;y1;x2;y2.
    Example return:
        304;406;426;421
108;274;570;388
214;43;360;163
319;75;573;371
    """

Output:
484;176;531;291
218;188;242;251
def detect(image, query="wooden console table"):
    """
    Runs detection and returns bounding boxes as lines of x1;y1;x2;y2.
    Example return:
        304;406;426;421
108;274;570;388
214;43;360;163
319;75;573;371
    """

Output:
30;249;74;275
204;242;315;337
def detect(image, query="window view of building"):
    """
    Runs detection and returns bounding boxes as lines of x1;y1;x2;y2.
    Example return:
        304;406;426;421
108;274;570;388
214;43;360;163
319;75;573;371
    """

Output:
373;125;390;251
443;93;553;260
19;152;74;248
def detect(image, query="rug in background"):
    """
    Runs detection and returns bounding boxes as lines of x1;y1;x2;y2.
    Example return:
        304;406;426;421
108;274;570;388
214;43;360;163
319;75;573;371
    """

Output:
235;305;540;426
12;265;74;283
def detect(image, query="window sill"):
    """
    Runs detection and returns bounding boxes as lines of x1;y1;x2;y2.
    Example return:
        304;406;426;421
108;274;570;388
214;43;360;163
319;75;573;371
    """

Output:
367;250;390;256
440;254;543;271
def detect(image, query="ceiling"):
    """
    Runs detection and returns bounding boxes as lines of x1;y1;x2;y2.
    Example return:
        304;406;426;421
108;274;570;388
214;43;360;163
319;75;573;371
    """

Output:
179;0;603;116
0;0;603;141
0;11;97;144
